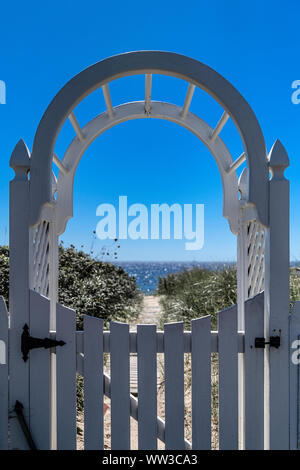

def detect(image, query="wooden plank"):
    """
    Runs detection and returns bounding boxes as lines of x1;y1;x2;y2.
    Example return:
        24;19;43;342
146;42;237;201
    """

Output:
56;302;76;449
9;143;30;449
84;315;103;450
218;304;238;450
265;144;290;449
137;324;157;450
0;297;8;449
244;292;264;449
191;316;211;449
164;322;185;450
77;330;246;354
110;322;130;450
29;290;51;449
289;301;300;449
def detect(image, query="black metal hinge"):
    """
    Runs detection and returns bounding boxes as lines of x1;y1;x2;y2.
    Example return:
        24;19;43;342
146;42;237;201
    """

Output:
21;323;66;362
255;336;281;349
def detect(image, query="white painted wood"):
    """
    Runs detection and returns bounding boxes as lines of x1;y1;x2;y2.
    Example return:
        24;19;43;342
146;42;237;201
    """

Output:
9;50;278;452
210;111;229;141
76;329;246;354
137;324;157;450
244;293;264;449
218;304;238;450
9;140;31;449
226;152;246;175
29;290;51;449
144;74;152;115
101;372;192;450
191;316;211;449
110;322;130;450
47;220;59;450
29;51;269;228
56;302;76;449
69;112;84;141
53;153;68;175
84;315;104;450
289;301;300;449
56;101;240;236
0;297;8;450
164;322;185;450
237;170;249;327
236;176;249;450
181;83;195;118
102;84;114;119
264;140;290;449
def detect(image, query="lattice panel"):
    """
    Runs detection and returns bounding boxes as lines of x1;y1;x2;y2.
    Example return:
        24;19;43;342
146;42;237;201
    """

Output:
31;220;50;297
247;220;265;297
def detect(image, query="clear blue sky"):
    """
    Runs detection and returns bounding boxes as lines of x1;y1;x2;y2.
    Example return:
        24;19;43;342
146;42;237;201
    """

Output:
0;0;299;261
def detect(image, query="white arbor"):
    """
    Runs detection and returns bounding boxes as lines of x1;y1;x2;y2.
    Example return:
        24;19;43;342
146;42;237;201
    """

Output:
7;51;290;449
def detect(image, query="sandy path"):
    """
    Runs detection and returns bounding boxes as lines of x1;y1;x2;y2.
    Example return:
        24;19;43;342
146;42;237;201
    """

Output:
132;295;162;326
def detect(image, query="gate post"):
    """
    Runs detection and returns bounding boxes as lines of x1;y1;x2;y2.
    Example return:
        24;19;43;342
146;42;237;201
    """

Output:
9;140;31;449
264;140;290;449
237;169;249;450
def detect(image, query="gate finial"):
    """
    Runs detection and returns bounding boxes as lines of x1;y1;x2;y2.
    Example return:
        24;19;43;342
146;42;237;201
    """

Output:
268;139;289;179
9;139;30;179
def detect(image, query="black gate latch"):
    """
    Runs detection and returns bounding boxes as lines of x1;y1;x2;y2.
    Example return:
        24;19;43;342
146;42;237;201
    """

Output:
255;336;281;349
21;323;66;362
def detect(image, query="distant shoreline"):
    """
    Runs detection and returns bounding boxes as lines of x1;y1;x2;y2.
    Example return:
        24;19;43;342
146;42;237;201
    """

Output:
112;261;236;294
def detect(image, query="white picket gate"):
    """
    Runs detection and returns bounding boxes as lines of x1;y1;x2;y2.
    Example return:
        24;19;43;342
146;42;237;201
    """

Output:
3;289;264;450
3;288;300;450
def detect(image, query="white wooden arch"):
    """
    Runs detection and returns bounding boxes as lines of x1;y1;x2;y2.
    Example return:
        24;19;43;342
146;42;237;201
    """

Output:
55;100;240;236
8;51;292;451
29;51;269;228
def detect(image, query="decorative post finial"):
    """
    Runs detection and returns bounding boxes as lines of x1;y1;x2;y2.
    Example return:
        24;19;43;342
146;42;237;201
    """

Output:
9;139;30;180
268;139;289;180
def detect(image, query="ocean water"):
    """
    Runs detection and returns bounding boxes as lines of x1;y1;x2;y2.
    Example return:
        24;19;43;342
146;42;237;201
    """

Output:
114;261;235;294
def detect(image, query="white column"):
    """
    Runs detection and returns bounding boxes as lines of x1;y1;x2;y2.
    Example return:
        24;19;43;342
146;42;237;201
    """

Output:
48;219;58;450
9;140;31;449
237;168;249;331
264;140;290;449
237;169;249;450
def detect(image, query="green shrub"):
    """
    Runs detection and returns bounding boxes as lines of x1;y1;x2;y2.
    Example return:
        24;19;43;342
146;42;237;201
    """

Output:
0;244;141;329
159;265;300;329
58;244;141;329
159;266;237;329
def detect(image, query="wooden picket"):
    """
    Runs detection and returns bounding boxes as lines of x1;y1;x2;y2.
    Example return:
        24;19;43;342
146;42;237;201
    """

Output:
164;322;185;450
0;297;8;450
244;292;264;449
70;298;266;450
218;304;238;450
191;315;211;450
4;290;295;450
29;290;51;449
110;322;130;450
83;315;104;450
56;302;77;450
137;324;157;450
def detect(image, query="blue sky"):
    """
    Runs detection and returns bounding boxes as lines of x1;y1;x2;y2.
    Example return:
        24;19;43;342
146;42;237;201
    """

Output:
0;0;299;261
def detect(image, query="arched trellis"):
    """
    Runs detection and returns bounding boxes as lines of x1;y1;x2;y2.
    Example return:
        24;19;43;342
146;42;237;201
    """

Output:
24;51;271;334
29;51;269;227
8;51;290;450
